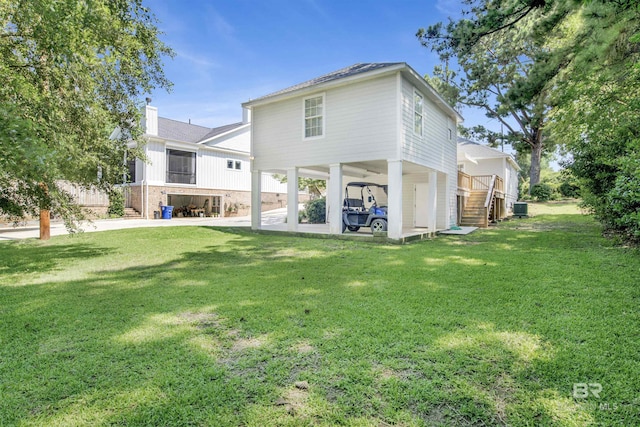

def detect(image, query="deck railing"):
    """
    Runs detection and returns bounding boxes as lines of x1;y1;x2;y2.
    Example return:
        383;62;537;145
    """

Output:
458;172;505;227
458;171;471;190
458;172;504;195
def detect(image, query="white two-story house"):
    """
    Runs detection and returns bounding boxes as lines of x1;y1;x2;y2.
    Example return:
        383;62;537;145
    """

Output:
123;105;290;218
243;63;462;240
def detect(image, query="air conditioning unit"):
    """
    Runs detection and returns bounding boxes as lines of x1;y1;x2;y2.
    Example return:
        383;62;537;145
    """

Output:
513;202;528;218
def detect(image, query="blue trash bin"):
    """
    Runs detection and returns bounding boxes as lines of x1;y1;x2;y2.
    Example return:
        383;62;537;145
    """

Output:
161;205;174;219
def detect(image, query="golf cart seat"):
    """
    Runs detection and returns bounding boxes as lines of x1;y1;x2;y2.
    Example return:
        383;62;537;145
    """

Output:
344;198;364;211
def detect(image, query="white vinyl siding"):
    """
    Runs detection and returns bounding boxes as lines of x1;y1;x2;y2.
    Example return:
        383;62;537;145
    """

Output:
261;173;289;193
197;150;249;190
401;79;457;174
304;95;324;139
401;79;458;227
252;73;398;171
146;140;167;185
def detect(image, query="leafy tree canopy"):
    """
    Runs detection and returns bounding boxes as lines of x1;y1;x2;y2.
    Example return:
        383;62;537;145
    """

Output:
417;0;565;191
419;0;640;241
0;0;173;233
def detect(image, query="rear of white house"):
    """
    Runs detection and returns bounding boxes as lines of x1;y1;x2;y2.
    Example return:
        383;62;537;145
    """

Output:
243;63;462;240
122;105;292;218
457;138;520;213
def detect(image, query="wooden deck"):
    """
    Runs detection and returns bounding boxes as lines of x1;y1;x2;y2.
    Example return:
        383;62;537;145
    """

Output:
457;172;506;228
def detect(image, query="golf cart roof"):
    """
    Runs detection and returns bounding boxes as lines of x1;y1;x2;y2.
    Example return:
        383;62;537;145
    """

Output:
346;182;387;188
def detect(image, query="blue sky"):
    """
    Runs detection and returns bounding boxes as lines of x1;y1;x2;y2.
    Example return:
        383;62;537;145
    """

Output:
146;0;492;131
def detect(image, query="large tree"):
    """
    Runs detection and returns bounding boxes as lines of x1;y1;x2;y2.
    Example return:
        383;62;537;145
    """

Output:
0;0;172;239
417;1;567;191
549;1;640;241
419;0;640;240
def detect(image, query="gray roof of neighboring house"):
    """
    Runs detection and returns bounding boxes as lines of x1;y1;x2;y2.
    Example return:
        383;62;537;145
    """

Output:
247;63;405;104
156;117;244;144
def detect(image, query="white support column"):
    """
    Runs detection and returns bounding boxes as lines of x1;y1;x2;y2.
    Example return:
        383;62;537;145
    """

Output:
428;170;438;232
387;160;403;239
287;167;299;231
445;172;452;228
328;163;343;234
251;170;262;230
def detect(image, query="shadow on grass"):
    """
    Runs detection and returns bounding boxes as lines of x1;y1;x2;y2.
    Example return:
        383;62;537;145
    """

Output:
0;241;112;283
1;224;637;426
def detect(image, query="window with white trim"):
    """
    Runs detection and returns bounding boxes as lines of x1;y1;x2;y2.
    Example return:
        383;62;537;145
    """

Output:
227;160;242;170
304;95;324;138
414;91;423;136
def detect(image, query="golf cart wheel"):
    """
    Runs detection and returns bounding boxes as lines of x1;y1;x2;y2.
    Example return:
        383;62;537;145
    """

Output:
347;226;360;232
370;219;387;233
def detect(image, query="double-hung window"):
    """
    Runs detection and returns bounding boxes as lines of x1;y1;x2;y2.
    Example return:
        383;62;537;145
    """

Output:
414;91;424;136
166;149;196;184
304;95;324;139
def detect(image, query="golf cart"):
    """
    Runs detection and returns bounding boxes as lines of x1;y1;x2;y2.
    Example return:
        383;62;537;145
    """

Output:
342;182;388;234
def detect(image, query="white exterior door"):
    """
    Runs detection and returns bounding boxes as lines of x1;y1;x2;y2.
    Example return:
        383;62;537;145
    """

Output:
414;183;429;227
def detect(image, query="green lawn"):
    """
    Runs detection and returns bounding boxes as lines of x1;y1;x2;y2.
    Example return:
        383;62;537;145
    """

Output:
1;203;639;426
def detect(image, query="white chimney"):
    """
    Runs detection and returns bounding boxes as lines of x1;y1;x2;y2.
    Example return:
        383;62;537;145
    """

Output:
242;106;252;124
143;104;158;136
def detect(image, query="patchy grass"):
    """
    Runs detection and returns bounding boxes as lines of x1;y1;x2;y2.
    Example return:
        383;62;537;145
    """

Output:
1;207;639;426
526;200;585;216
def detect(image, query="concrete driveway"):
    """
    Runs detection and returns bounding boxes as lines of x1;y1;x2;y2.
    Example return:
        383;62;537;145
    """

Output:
0;208;288;241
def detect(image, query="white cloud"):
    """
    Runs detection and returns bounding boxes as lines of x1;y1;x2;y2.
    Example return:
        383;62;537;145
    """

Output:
435;0;464;19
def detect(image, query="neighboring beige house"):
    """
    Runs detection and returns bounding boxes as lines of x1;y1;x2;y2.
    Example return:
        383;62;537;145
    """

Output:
243;63;463;240
118;105;294;218
457;138;520;227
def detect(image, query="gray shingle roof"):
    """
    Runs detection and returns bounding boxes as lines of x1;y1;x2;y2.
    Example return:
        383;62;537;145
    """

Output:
198;122;244;142
156;117;244;144
249;63;405;103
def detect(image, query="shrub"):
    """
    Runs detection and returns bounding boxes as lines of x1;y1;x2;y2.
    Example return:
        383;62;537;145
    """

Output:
304;197;326;223
559;180;580;198
108;189;125;217
530;183;553;202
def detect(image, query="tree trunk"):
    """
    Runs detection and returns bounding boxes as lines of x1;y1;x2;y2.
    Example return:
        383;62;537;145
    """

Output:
39;209;50;240
529;141;543;194
39;182;50;240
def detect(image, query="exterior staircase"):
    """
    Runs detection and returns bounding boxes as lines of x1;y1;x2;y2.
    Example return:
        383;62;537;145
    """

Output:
460;190;489;227
123;207;141;219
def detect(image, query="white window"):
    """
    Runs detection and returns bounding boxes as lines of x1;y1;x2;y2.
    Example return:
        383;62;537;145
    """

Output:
414;91;423;136
304;95;324;139
227;160;242;170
